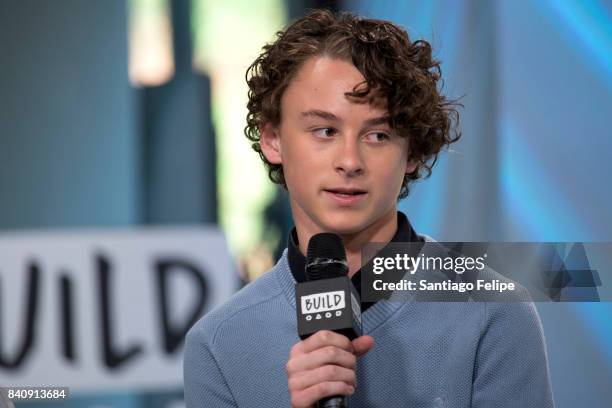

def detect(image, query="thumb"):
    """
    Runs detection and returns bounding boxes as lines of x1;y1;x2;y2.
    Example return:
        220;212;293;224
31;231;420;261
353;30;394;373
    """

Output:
352;335;375;357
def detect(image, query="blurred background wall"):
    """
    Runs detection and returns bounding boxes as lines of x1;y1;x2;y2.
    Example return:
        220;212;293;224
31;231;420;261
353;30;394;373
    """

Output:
0;0;610;406
0;0;139;229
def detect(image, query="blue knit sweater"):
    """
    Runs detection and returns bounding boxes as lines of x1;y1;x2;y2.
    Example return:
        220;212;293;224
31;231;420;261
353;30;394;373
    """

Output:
184;248;554;407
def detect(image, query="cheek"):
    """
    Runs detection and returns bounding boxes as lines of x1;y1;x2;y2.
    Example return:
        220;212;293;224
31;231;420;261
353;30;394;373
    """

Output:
281;135;328;177
370;153;407;194
372;150;407;176
280;142;321;191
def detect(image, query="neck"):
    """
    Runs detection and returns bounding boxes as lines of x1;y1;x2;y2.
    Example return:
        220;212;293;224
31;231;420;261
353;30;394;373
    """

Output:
294;208;398;277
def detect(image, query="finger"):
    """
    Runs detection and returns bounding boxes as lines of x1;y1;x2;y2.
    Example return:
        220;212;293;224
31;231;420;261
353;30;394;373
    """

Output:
288;364;356;391
295;331;354;355
287;346;356;374
352;335;375;357
293;381;355;407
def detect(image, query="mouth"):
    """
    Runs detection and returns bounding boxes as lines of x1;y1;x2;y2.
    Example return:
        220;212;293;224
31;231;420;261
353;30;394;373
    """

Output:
324;188;367;196
323;188;368;205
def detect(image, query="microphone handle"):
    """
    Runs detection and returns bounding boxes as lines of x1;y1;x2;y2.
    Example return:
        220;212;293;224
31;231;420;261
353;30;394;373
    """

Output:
318;395;347;408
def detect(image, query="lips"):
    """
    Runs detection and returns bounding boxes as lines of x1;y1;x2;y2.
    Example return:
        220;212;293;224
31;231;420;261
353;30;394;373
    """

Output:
324;187;367;195
323;187;368;205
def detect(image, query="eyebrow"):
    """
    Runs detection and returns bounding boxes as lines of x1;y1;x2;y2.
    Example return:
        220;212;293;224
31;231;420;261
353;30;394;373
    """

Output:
301;110;340;121
300;110;390;127
363;116;391;127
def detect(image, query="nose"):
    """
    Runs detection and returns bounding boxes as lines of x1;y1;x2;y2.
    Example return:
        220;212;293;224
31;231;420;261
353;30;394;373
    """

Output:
334;136;364;177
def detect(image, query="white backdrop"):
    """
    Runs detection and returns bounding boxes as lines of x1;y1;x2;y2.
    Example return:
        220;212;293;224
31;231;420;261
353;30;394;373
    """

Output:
0;227;238;392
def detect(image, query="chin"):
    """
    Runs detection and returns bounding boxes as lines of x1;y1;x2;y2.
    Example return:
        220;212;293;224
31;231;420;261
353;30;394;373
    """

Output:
317;211;372;236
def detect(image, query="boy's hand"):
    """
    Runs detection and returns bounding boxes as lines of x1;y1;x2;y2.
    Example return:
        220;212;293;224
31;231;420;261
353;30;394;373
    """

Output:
286;330;375;408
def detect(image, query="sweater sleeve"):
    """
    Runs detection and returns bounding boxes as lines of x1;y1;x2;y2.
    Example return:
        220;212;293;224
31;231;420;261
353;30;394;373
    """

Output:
183;324;238;408
471;300;554;408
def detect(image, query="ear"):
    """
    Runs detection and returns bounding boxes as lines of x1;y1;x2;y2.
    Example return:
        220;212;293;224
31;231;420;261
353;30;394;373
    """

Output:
259;122;282;164
405;159;418;175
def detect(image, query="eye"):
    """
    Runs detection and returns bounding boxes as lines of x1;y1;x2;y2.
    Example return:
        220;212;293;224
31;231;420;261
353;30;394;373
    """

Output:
364;132;389;143
312;127;337;138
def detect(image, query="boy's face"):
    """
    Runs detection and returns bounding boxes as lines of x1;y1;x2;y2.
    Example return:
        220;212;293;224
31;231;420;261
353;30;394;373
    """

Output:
260;56;415;237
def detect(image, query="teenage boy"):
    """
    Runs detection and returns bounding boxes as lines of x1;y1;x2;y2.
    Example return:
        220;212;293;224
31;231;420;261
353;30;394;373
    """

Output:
184;10;554;408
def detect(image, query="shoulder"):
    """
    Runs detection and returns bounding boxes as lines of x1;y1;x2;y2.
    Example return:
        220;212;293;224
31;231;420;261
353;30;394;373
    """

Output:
419;235;533;302
414;236;543;336
185;259;287;349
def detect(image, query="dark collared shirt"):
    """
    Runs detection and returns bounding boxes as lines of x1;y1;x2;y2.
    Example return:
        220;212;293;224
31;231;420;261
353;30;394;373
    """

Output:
287;211;423;312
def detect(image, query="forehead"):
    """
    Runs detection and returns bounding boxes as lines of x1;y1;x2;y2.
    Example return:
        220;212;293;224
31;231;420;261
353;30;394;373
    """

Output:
281;56;388;120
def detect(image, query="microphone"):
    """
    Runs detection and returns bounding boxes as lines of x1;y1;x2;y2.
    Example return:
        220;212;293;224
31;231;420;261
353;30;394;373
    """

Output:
295;233;363;408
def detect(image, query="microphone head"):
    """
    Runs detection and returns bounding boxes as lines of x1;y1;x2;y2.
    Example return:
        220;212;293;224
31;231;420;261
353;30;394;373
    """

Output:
305;233;348;281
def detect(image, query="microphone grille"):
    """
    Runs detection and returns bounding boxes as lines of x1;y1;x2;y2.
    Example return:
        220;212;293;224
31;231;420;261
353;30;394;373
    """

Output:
305;233;348;281
306;233;346;262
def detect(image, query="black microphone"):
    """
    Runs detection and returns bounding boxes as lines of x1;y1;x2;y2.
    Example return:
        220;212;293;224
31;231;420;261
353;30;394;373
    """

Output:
295;233;363;408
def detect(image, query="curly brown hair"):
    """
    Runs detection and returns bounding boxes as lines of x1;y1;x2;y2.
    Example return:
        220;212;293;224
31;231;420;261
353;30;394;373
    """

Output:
245;9;461;199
